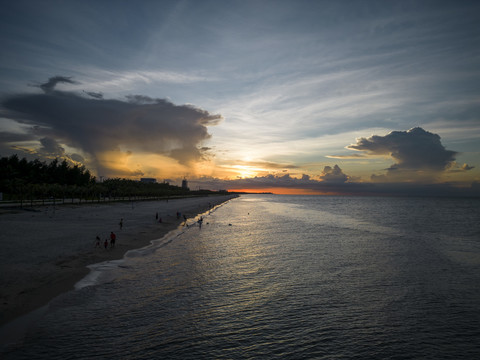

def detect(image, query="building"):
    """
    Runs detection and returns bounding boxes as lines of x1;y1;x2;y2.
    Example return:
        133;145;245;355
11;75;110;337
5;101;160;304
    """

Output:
181;178;189;190
140;178;156;183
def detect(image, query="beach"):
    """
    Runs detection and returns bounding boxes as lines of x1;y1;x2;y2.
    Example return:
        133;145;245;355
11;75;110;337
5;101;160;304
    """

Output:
0;195;236;326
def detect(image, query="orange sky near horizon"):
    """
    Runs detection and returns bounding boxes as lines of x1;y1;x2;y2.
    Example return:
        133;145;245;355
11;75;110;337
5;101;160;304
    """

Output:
227;188;343;195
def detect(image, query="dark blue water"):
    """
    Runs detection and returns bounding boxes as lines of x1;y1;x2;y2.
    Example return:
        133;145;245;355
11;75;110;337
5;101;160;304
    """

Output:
2;195;480;359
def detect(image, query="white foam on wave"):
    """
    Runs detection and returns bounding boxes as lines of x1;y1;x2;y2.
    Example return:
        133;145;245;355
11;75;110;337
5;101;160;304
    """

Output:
75;259;125;289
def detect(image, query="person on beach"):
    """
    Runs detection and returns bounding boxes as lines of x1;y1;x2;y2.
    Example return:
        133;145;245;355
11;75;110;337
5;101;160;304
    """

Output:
95;236;101;248
183;214;187;226
110;232;116;248
119;218;123;230
104;238;108;249
156;212;158;220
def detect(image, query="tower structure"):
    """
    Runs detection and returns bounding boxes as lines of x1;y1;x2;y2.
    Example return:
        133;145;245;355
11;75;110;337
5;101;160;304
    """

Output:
181;178;189;190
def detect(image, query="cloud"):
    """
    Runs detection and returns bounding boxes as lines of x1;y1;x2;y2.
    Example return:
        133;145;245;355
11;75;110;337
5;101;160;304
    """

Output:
190;164;352;192
39;76;78;93
461;164;474;171
227;159;300;170
247;160;300;170
447;162;475;173
186;159;478;197
347;127;457;180
84;91;103;99
326;153;367;159
70;153;85;163
189;171;480;197
319;164;349;183
1;76;222;176
38;137;65;157
192;173;323;191
33;136;86;165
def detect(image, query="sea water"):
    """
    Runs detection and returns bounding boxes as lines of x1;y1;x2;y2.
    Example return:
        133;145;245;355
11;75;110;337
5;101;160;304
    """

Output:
2;195;480;359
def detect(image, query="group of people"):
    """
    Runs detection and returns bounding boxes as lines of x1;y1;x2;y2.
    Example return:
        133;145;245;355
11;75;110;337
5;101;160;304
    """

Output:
95;217;124;249
95;231;116;249
157;210;206;228
94;208;209;250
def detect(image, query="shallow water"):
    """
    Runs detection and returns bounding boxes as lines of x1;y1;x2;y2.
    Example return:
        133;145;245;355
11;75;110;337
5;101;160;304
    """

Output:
2;195;480;359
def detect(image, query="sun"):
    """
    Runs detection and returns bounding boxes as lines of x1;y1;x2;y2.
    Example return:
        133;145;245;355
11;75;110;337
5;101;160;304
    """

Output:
229;164;260;179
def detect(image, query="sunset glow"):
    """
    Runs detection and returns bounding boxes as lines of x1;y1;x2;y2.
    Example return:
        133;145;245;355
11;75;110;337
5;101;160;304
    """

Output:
0;1;479;196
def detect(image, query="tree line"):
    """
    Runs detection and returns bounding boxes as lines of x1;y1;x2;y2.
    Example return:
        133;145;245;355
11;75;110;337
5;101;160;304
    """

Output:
1;154;95;187
0;155;212;205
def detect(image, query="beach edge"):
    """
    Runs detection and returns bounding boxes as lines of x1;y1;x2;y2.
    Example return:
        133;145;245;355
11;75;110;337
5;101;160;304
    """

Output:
0;194;237;327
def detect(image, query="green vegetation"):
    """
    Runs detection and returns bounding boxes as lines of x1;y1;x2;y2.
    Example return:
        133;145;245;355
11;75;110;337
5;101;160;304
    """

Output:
0;155;221;206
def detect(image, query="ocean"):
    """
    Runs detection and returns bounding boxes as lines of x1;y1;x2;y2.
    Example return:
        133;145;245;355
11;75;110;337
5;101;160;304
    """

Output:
2;195;480;359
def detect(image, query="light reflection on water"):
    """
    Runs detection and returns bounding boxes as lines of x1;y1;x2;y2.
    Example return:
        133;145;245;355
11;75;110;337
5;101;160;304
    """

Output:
2;195;480;359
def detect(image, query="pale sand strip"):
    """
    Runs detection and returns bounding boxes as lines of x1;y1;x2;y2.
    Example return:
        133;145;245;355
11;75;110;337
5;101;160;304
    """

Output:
0;195;236;326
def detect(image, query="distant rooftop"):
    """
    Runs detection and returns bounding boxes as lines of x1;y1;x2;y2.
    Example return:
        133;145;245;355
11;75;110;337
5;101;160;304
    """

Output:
140;178;156;183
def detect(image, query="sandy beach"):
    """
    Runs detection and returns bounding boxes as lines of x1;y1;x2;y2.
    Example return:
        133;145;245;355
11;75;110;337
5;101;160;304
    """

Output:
0;194;236;326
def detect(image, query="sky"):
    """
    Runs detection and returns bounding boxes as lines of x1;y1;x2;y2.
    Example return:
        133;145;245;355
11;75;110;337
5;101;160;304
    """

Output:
1;0;479;196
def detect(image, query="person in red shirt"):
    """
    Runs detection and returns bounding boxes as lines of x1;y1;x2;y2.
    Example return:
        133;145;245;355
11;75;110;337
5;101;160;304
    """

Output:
110;232;116;248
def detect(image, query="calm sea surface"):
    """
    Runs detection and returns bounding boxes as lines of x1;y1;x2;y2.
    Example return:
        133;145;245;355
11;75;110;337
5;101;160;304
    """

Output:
2;195;480;359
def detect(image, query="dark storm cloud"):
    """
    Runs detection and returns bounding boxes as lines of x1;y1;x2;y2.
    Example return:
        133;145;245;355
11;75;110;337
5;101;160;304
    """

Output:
33;136;84;165
1;77;222;172
0;130;33;144
70;153;85;163
84;91;103;99
347;127;457;177
38;137;65;156
39;76;77;93
0;127;37;159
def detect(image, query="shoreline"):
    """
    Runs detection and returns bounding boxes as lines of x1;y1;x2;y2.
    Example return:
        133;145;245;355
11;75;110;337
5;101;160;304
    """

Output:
0;194;237;327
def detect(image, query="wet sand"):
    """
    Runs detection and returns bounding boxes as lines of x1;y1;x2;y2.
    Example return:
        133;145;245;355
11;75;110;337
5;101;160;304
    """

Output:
0;195;236;326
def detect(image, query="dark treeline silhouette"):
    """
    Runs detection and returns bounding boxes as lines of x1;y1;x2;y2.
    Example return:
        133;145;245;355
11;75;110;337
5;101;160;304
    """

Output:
1;154;95;187
0;155;222;206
